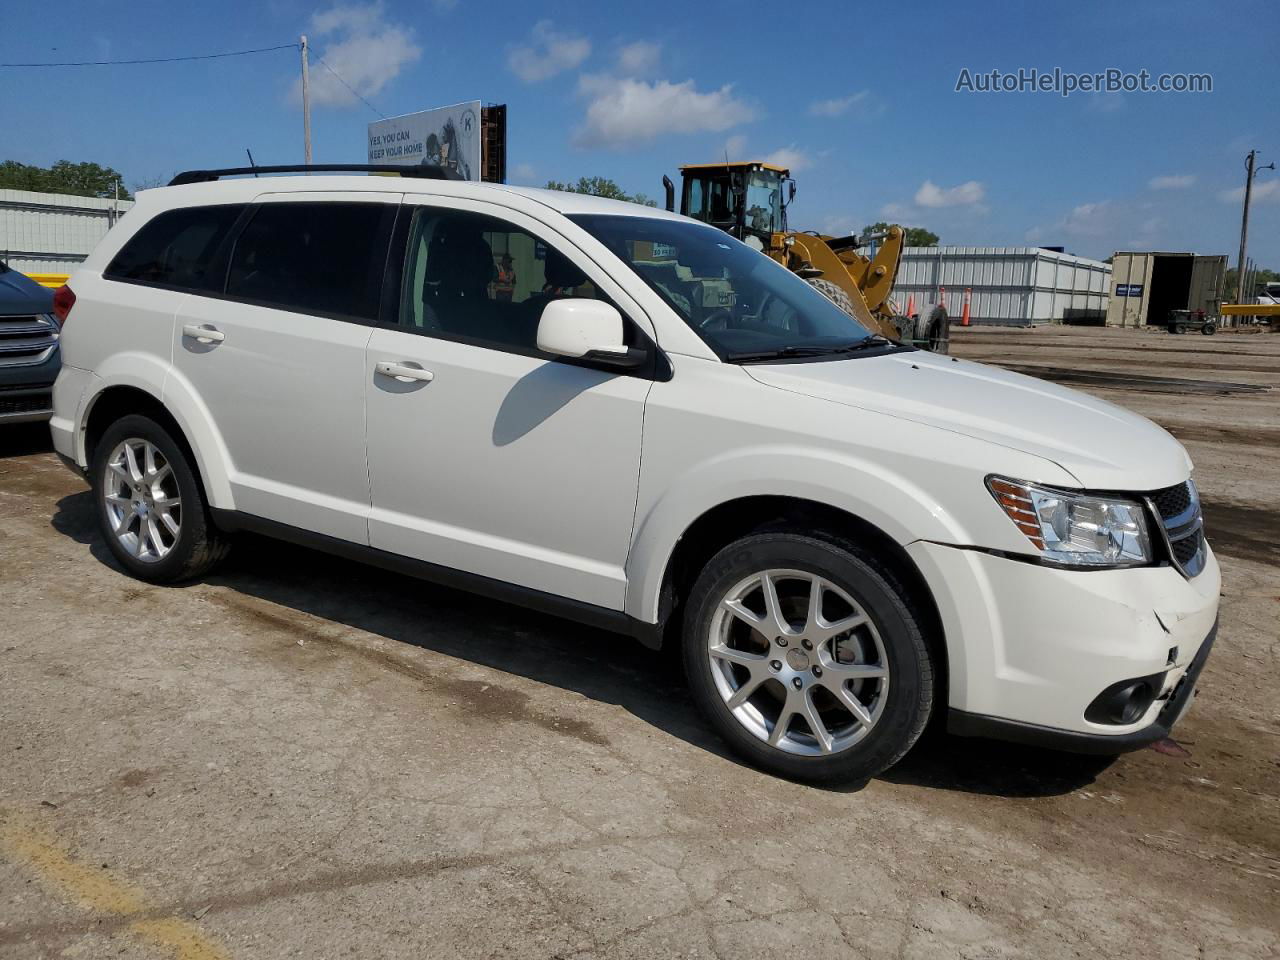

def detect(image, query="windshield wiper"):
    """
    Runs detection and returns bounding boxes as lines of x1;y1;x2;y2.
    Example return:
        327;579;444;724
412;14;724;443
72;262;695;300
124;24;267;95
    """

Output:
725;336;896;363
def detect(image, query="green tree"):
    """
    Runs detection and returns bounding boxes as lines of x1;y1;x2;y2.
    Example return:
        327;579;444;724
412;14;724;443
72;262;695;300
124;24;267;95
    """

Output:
860;220;939;247
544;176;656;207
1222;266;1278;301
0;160;132;200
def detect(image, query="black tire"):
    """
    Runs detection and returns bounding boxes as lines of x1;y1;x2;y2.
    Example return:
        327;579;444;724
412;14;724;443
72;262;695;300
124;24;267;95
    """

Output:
90;414;230;583
1201;322;1216;335
806;277;858;319
925;307;951;355
681;532;934;784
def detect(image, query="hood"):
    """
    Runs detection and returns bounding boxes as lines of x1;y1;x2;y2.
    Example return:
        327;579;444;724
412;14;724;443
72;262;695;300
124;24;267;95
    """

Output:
0;265;54;315
745;349;1191;491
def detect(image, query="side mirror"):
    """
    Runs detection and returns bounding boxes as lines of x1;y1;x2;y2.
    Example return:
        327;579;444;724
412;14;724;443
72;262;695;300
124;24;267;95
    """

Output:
537;299;646;369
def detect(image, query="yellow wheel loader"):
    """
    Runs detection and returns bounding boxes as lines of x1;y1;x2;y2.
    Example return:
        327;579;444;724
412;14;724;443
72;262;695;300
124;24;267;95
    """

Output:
661;161;949;353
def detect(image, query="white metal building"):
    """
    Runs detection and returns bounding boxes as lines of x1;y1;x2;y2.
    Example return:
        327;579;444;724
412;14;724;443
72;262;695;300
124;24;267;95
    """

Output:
0;189;133;277
885;246;1112;325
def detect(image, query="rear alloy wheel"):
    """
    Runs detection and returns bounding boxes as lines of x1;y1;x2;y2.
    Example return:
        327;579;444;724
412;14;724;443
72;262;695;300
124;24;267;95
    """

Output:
102;438;182;564
683;533;933;784
92;414;229;583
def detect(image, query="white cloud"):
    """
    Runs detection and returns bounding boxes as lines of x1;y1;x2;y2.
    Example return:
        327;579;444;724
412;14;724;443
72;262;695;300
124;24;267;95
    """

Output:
1149;174;1195;190
507;20;590;84
616;40;660;76
1219;179;1280;204
575;75;754;148
723;134;747;161
1062;201;1111;236
761;145;810;172
295;2;420;109
915;179;985;208
808;91;879;118
511;162;536;183
880;201;910;219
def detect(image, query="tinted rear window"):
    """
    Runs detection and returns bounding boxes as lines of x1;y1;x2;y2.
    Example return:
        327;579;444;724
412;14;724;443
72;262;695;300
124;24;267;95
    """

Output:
105;205;245;291
225;202;391;322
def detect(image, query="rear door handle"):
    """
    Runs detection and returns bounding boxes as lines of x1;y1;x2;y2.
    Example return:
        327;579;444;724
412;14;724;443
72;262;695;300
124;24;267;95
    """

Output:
182;323;224;344
375;361;434;383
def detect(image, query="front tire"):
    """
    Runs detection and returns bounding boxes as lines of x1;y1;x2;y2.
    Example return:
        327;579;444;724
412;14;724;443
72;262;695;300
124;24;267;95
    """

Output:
682;533;934;784
91;414;229;583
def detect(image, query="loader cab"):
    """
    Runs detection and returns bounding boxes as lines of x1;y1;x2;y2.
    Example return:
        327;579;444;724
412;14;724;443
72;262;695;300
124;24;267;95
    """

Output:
677;162;794;249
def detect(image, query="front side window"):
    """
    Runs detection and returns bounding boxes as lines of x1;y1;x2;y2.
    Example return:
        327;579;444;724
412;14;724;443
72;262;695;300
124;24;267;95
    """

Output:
105;204;244;292
226;202;392;322
395;207;605;353
569;214;886;361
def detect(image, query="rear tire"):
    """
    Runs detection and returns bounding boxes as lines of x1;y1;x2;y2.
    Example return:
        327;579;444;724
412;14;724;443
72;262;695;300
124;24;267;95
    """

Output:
681;533;934;784
91;414;230;583
924;307;951;354
806;277;858;319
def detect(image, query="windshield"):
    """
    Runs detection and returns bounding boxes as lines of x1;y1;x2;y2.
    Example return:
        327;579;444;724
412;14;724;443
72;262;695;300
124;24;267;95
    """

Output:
570;214;881;360
744;171;782;234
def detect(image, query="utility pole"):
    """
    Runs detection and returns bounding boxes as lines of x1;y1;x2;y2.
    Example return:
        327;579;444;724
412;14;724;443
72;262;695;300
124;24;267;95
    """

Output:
300;35;312;166
1236;150;1275;305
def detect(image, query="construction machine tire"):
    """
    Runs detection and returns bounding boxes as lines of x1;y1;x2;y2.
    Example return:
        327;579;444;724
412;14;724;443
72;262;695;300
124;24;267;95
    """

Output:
807;277;859;319
923;307;951;355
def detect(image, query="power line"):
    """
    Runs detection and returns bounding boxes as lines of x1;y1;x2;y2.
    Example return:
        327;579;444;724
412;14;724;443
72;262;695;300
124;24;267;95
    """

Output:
0;42;298;68
316;57;386;118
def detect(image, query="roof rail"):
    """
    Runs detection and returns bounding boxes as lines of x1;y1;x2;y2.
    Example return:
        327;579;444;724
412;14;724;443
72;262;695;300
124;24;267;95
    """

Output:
168;164;463;186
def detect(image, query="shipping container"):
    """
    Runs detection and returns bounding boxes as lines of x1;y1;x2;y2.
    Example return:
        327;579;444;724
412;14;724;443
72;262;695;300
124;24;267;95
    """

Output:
0;189;134;276
874;246;1112;326
1105;252;1226;327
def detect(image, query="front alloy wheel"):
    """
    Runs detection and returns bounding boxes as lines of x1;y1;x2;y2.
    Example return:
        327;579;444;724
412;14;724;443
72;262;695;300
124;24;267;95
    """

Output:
683;533;933;783
708;569;889;755
102;438;182;562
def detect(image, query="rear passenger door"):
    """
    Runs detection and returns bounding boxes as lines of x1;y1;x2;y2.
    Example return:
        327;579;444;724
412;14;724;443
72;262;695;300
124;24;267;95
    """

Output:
172;192;398;543
363;197;656;610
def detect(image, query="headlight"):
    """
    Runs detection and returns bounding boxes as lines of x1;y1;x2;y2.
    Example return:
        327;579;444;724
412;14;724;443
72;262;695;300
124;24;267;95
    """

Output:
987;476;1152;567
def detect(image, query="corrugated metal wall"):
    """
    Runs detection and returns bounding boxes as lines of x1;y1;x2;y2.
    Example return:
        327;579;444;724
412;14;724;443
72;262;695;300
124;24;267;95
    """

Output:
0;189;134;275
881;246;1111;324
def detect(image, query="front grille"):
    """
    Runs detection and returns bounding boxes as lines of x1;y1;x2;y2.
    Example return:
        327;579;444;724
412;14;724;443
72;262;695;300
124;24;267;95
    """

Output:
0;313;59;367
1150;483;1191;521
1148;480;1205;578
0;392;52;416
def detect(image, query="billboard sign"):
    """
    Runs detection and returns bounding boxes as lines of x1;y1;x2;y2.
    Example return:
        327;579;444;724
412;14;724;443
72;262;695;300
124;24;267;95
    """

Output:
368;100;481;180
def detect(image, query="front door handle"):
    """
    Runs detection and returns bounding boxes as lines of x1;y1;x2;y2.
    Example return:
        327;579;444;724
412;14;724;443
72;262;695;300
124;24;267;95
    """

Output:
182;323;224;344
375;361;434;383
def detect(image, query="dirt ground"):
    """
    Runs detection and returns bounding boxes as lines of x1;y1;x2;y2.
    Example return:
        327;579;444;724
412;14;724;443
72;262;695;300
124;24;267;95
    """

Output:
1;325;1277;959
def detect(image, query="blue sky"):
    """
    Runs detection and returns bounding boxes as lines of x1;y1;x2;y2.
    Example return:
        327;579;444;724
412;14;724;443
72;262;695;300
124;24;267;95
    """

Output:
2;0;1277;265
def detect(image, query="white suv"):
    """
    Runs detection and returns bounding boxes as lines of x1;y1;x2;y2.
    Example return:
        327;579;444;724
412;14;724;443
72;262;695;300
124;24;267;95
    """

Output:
49;166;1219;783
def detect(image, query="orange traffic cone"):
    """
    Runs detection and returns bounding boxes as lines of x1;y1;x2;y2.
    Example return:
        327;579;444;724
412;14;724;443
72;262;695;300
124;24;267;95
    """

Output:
905;293;915;317
962;287;971;326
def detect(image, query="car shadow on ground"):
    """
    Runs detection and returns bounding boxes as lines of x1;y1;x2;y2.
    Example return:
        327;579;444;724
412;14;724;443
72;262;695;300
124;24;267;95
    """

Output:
0;423;54;459
50;488;1113;799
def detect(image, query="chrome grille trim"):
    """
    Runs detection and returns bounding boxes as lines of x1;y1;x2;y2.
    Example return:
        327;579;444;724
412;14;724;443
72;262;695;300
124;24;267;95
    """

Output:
0;313;59;367
1145;479;1205;579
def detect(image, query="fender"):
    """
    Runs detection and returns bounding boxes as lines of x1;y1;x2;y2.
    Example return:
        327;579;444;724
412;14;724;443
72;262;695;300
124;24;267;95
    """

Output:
80;352;236;510
625;444;976;624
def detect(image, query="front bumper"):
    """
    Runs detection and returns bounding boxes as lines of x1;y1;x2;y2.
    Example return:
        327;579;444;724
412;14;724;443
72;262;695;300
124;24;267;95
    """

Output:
906;538;1221;744
0;344;60;423
948;618;1216;753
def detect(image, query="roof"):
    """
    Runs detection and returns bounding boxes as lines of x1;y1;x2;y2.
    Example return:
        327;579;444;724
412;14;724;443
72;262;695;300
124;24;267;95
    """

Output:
679;161;790;174
136;175;687;221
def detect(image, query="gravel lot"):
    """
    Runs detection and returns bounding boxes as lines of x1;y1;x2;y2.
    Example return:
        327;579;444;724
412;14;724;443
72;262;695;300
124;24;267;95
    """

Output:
2;325;1277;959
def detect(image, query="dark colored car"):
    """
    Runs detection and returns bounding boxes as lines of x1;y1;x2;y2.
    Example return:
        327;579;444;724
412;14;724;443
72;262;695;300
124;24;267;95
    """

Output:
0;261;60;423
